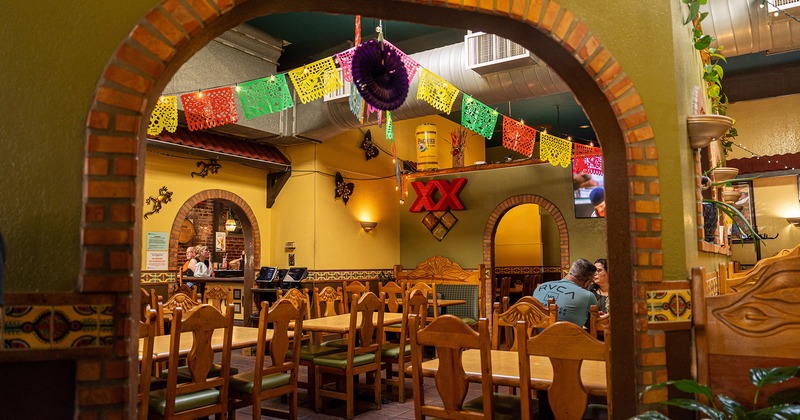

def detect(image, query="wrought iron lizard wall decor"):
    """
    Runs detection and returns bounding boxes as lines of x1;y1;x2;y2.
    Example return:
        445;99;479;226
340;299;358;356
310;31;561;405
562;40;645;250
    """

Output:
144;186;173;219
191;159;221;178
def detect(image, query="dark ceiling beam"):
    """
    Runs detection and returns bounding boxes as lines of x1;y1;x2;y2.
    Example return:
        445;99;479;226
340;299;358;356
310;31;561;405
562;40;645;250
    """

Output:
724;61;800;103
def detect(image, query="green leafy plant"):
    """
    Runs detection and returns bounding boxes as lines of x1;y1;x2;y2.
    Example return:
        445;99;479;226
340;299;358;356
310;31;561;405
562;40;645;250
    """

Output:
682;0;738;156
703;198;762;252
634;366;800;419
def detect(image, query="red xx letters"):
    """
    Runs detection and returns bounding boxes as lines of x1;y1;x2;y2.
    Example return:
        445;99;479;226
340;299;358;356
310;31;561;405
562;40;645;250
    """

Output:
409;178;467;212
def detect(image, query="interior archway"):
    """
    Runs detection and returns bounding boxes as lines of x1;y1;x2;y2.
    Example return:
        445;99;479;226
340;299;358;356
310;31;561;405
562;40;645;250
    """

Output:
82;0;661;415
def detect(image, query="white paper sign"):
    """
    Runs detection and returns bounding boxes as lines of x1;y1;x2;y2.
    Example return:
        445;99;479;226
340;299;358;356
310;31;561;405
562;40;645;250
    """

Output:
146;232;169;251
145;251;168;270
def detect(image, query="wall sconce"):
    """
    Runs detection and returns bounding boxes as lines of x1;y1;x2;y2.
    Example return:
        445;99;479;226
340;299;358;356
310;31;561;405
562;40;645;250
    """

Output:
787;217;800;226
225;218;238;232
360;221;378;233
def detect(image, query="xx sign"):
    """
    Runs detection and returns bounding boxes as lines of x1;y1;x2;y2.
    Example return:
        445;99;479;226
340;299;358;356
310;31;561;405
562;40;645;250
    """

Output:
409;178;467;212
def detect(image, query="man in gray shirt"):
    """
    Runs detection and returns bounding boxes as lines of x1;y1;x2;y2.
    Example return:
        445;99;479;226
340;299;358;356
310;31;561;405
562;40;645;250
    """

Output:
533;258;598;326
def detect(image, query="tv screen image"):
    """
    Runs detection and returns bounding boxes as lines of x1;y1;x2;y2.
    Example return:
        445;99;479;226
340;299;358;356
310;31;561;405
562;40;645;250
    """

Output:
573;172;605;218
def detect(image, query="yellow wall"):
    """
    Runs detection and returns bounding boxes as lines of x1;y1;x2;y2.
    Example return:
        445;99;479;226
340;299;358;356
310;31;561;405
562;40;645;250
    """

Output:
727;94;800;160
495;204;543;266
142;150;273;268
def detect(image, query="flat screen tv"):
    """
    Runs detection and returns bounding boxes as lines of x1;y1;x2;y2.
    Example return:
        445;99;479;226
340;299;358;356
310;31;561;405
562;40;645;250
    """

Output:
573;172;605;218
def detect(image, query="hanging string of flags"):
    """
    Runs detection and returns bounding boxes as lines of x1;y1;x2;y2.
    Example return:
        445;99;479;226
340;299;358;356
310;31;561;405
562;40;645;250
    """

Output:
147;25;603;177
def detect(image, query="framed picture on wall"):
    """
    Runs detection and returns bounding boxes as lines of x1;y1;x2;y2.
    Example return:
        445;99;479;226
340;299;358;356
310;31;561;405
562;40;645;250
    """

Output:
234;303;241;314
233;289;241;300
729;180;757;242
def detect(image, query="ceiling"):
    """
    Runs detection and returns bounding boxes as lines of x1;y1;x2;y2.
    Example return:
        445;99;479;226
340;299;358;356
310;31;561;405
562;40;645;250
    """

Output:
243;8;800;149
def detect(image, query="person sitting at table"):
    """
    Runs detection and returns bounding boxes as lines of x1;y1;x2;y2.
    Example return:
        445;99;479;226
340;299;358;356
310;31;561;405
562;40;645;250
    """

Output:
532;258;598;327
227;251;245;270
181;246;198;277
192;244;213;278
588;258;609;315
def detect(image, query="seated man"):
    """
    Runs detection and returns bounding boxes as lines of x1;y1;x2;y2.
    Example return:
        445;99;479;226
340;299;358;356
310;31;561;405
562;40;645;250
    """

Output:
532;258;598;326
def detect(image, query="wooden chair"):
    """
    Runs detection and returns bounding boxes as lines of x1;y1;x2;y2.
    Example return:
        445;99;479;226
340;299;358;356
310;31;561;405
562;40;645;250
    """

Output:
202;285;233;315
517;321;610;420
410;315;515;419
521;274;537;296
138;309;157;420
277;288;331;402
492;298;556;351
171;283;198;301
380;281;405;337
314;292;385;419
147;304;234;420
140;287;158;320
407;281;439;319
229;299;304;419
313;286;347;347
497;276;511;310
158;292;201;336
381;289;428;403
342;280;369;308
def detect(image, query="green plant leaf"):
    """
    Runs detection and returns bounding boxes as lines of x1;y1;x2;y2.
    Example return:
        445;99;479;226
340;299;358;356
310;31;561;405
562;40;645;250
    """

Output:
699;11;709;22
631;412;672;420
714;64;724;79
747;404;800;419
751;367;800;387
768;388;800;406
695;35;713;50
718;394;748;419
710;53;727;63
662;399;724;420
708;84;721;98
686;1;701;24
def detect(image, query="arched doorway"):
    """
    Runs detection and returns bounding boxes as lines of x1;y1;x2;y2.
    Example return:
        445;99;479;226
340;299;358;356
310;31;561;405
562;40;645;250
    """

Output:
82;1;660;415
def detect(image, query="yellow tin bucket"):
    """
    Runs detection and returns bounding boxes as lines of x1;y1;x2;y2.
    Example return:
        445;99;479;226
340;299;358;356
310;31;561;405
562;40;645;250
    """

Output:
416;123;438;171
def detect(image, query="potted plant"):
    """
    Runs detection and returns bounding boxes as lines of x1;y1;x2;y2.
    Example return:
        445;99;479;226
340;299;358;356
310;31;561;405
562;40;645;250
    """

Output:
634;366;800;419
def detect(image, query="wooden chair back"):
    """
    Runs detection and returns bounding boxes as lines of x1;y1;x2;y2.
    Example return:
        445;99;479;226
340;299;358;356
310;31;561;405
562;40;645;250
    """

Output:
342;280;369;308
202;285;232;314
248;299;304;417
407;281;439;318
171;283;198;301
492;299;555;351
345;291;385;358
140;287;157;320
518;321;610;420
410;315;493;419
161;292;201;321
313;286;345;318
522;274;537;296
380;281;405;314
497;276;511;306
138;309;157;420
276;288;312;321
156;304;234;419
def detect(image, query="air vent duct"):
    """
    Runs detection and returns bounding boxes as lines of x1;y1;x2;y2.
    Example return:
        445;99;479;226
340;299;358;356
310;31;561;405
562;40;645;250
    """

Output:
464;32;539;75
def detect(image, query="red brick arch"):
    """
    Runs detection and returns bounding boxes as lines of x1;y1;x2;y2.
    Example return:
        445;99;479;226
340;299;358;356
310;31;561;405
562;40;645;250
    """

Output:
482;194;570;271
168;189;261;270
80;0;664;416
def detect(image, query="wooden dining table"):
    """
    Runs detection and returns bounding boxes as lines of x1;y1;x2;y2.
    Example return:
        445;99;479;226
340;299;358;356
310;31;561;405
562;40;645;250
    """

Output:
139;326;290;362
434;299;466;308
411;348;607;396
297;312;405;334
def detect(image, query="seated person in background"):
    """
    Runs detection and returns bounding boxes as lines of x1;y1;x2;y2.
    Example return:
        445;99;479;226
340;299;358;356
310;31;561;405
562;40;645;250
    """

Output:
588;258;609;315
181;246;198;277
192;244;213;277
227;251;245;270
590;187;606;218
532;258;598;327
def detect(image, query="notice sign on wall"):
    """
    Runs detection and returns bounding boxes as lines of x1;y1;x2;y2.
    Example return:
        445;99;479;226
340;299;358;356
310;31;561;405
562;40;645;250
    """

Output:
146;251;168;270
146;232;169;251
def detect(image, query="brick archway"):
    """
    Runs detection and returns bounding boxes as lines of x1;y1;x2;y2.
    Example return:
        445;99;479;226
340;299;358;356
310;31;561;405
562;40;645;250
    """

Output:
81;0;663;416
482;195;570;272
168;189;261;270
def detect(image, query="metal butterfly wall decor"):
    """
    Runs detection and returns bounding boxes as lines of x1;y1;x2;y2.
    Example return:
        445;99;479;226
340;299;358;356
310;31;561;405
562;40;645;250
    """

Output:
335;172;354;205
361;129;379;161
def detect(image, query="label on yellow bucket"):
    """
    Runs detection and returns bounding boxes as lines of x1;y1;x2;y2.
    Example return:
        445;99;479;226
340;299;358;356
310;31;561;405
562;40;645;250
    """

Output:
416;124;438;171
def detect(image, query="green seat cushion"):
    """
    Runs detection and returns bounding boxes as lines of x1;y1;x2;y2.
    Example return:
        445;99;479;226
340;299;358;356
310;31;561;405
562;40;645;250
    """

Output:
288;344;340;361
384;322;403;330
320;338;350;349
149;377;167;391
461;317;478;326
313;351;376;369
148;388;220;415
462;393;527;420
229;371;291;394
381;343;411;358
161;364;238;381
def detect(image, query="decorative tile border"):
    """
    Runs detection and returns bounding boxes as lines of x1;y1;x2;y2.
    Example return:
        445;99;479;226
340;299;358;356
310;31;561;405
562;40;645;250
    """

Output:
646;289;692;324
494;265;563;275
141;270;179;283
3;304;114;350
307;269;394;281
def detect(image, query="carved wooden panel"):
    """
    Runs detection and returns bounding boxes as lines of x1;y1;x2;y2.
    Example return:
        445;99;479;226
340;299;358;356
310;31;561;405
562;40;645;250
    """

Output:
406;255;470;281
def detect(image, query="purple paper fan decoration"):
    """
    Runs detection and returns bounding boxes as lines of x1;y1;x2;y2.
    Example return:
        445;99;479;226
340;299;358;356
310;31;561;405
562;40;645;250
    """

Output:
351;39;409;111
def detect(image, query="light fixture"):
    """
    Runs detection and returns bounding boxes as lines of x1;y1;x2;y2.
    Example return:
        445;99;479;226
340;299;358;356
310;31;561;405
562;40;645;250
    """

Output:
786;217;800;226
225;218;237;232
360;221;378;232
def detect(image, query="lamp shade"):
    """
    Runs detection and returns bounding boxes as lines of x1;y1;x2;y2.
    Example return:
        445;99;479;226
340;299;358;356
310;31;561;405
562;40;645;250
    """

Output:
360;221;377;232
225;218;237;232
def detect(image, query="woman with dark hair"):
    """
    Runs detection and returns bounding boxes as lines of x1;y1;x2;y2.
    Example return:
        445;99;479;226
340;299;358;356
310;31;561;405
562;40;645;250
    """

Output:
588;258;609;314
